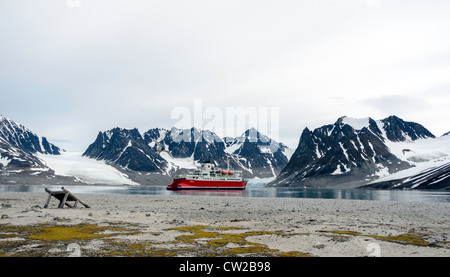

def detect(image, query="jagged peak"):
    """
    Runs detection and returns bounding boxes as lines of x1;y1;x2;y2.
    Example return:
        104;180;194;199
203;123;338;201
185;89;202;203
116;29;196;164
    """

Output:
381;115;435;140
383;114;401;121
0;115;61;155
102;127;142;139
239;127;280;143
166;126;222;143
0;114;27;132
312;115;434;141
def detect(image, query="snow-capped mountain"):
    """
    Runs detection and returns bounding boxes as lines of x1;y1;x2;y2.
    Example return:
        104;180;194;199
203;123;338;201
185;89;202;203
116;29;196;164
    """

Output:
83;128;168;172
223;128;289;178
143;127;233;173
38;151;140;186
144;126;290;178
268;115;447;189
363;133;450;190
2;113;447;189
84;126;291;179
0;115;61;170
1;115;139;186
362;161;450;190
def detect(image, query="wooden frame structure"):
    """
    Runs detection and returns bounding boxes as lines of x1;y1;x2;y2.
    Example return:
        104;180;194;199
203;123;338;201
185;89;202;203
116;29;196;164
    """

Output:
44;187;90;209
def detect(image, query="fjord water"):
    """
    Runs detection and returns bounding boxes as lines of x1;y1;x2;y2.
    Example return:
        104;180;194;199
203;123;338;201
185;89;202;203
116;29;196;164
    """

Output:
1;184;449;203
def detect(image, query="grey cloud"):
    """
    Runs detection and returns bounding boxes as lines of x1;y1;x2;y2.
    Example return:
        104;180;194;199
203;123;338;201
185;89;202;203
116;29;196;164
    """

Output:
1;1;450;150
359;95;431;115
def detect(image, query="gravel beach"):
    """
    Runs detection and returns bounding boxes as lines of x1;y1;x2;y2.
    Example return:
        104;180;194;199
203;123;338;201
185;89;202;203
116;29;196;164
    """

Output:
0;191;449;257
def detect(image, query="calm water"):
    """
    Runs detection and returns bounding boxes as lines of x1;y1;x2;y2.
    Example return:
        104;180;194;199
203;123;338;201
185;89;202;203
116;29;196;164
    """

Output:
1;184;449;203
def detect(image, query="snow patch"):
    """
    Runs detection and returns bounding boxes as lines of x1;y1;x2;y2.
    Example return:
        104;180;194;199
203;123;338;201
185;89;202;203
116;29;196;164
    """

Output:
372;164;390;178
258;145;273;154
373;156;450;183
38;152;139;185
0;155;11;167
158;151;198;174
225;142;241;154
385;135;450;165
341;116;370;130
339;142;349;162
331;165;342;175
331;163;351;175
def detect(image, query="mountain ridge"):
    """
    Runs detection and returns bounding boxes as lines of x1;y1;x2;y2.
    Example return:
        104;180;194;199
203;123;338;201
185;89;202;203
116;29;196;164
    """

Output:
268;115;447;189
0;115;61;170
83;126;291;179
1;114;448;189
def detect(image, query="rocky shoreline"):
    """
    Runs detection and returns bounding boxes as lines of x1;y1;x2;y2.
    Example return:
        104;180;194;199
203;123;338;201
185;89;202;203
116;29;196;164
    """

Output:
0;191;449;257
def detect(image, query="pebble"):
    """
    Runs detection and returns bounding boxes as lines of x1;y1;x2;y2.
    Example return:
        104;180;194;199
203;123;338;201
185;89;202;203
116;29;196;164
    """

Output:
428;241;438;247
314;243;326;249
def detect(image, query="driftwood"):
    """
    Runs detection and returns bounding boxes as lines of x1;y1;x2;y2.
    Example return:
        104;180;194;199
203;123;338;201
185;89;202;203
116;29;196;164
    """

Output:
44;187;90;209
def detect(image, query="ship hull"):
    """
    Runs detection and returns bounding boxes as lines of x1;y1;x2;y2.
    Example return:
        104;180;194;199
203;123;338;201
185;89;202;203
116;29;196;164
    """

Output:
167;178;247;190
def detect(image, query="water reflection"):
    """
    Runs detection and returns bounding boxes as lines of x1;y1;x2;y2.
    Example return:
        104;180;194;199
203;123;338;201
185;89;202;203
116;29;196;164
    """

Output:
250;187;450;202
0;184;449;203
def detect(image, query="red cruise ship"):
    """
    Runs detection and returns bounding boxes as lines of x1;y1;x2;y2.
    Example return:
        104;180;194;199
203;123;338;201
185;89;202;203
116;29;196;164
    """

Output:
167;161;247;190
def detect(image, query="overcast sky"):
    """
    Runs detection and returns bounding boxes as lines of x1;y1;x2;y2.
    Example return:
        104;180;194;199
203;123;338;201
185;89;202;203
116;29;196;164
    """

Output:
1;0;449;151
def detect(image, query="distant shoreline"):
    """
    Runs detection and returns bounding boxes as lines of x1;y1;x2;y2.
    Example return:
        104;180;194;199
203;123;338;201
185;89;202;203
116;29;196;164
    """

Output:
1;184;450;203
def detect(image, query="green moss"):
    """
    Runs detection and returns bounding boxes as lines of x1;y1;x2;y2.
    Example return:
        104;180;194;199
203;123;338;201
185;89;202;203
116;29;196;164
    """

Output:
172;225;220;244
0;241;15;257
222;245;278;256
28;224;109;241
1;223;315;257
370;233;430;246
98;239;155;257
0;224;29;238
318;229;434;247
168;225;313;257
319;230;361;236
0;223;142;257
